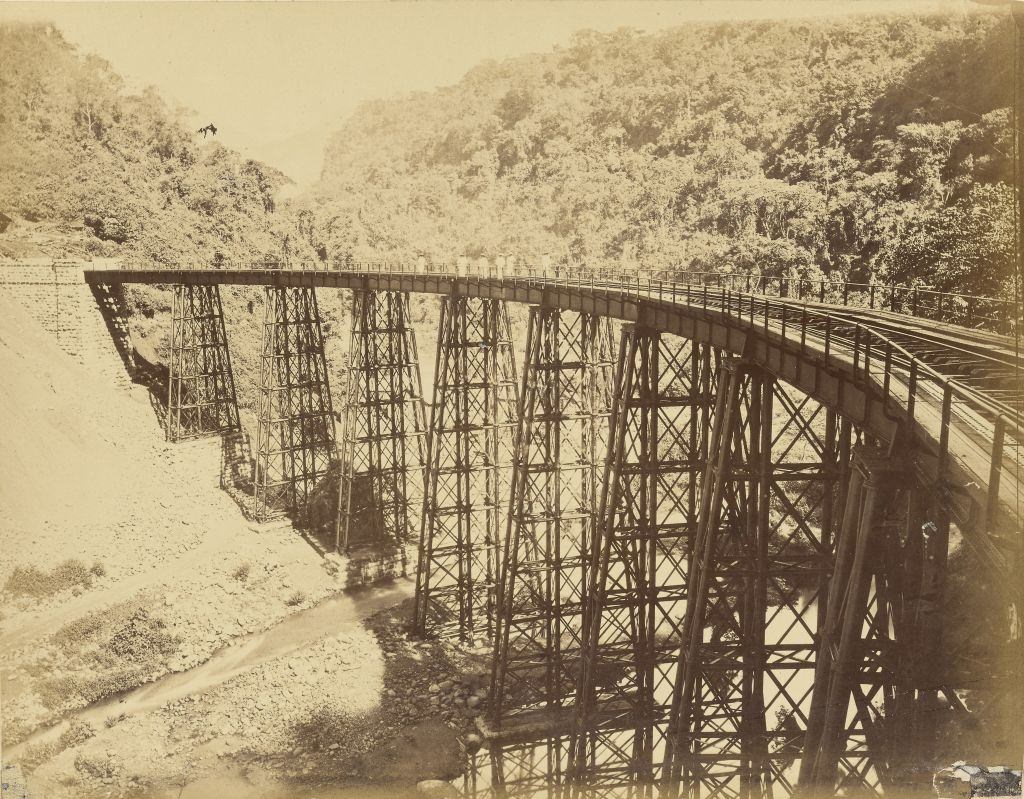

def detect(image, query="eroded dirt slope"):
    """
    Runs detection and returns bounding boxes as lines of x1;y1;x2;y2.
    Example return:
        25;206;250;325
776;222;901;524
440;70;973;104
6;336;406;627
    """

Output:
0;297;473;797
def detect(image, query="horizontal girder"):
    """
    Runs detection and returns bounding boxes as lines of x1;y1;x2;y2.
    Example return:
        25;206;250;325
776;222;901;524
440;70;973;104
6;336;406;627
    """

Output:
85;268;1021;577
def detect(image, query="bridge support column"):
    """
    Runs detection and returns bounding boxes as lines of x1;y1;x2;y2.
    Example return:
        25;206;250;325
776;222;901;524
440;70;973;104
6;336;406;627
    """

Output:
464;731;574;798
490;307;615;729
569;326;717;790
167;284;240;442
336;290;427;564
663;358;847;799
413;295;519;641
254;286;335;522
799;446;919;794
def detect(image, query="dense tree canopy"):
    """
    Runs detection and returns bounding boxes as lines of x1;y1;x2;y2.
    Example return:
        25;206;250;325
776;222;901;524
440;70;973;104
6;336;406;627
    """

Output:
0;13;1016;301
0;23;292;265
307;11;1015;297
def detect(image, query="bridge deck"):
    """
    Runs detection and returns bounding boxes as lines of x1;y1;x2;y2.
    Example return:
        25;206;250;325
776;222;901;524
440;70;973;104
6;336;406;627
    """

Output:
83;267;1022;577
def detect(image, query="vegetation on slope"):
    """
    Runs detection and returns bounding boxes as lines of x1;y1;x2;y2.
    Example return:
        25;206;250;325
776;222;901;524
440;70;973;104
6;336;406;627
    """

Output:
0;22;291;265
308;11;1015;298
0;22;346;424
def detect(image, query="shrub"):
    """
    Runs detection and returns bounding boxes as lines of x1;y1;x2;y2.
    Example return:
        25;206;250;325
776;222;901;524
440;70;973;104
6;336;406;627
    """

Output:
37;673;87;710
285;590;307;607
57;719;96;749
74;751;118;779
89;561;106;577
104;608;180;663
3;559;94;599
232;562;251;582
20;740;58;772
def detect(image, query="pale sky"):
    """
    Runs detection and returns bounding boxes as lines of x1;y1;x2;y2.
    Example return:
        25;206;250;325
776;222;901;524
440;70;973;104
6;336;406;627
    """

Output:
1;0;983;186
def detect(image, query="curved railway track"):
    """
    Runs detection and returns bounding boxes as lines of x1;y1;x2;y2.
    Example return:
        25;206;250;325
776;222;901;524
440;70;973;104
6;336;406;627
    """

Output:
83;263;1023;586
818;305;1021;408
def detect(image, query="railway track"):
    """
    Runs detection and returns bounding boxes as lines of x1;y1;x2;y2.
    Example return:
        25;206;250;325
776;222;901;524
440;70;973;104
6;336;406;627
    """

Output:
83;264;1023;567
820;305;1021;410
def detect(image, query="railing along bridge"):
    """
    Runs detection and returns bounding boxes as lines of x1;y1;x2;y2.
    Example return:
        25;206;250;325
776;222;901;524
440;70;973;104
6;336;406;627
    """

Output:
82;259;1021;798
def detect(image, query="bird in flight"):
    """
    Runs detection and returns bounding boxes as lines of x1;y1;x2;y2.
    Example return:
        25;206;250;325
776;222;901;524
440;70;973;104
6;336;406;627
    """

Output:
197;123;218;137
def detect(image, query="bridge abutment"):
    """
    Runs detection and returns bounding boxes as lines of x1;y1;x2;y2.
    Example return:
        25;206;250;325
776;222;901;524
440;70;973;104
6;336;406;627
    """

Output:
0;259;133;387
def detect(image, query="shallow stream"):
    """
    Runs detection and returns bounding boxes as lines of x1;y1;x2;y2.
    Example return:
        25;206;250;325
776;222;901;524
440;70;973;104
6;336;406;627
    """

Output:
8;579;413;760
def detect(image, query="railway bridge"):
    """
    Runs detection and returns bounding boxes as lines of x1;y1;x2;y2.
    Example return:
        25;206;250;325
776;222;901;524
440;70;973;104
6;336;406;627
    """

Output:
82;261;1022;798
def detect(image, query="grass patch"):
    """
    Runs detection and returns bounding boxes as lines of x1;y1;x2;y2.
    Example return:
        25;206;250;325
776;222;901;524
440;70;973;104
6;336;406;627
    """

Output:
4;559;101;599
40;600;181;711
20;740;59;772
38;667;152;710
18;719;95;772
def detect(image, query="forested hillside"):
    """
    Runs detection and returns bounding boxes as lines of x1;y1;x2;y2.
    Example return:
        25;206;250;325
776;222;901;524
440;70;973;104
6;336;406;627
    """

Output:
310;11;1015;297
0;22;343;423
0;23;291;265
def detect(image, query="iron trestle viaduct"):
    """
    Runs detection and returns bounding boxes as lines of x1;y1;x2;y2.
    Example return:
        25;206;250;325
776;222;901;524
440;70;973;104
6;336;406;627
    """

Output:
82;263;1022;798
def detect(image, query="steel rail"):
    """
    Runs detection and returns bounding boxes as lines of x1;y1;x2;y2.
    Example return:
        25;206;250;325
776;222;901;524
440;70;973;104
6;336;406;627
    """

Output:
85;257;1020;332
82;260;1022;581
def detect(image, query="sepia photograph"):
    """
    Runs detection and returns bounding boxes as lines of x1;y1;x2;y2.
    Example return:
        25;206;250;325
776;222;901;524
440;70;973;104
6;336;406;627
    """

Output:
0;1;1021;798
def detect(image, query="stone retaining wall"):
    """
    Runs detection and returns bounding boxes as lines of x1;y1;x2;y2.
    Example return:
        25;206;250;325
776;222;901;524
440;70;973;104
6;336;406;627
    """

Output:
0;259;131;387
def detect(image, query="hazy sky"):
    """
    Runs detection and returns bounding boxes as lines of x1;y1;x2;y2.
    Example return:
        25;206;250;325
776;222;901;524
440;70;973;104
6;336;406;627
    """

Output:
1;0;982;185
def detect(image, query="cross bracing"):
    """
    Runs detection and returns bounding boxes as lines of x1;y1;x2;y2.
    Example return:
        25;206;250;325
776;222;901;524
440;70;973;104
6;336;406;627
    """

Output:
491;307;616;726
167;283;240;442
337;289;428;562
254;286;336;521
571;325;718;793
415;295;519;641
662;358;850;799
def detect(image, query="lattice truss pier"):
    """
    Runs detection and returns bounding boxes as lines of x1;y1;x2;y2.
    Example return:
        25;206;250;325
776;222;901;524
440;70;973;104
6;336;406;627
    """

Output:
662;358;852;799
336;289;428;562
167;283;241;442
569;325;718;793
491;307;616;727
414;294;519;642
462;732;573;799
462;724;659;799
799;447;955;795
254;286;336;521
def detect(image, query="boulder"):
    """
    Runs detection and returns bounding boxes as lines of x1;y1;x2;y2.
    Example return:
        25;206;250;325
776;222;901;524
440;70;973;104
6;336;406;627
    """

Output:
934;764;1022;798
416;779;458;798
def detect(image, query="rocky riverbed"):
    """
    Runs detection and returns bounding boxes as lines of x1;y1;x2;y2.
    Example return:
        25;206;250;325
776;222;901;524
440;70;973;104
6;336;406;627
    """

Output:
0;300;482;797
